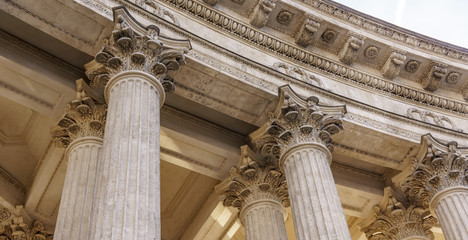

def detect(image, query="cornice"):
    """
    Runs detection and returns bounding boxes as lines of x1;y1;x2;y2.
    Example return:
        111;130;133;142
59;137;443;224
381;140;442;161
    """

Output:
309;0;468;63
89;1;468;139
156;0;468;116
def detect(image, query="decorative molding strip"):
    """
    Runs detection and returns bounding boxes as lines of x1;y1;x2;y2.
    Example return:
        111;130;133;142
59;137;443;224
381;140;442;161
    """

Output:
107;1;468;140
406;107;463;132
160;0;468;114
161;147;226;171
331;161;384;181
0;29;84;78
0;167;26;194
4;0;94;46
305;0;468;62
161;105;246;140
334;143;402;165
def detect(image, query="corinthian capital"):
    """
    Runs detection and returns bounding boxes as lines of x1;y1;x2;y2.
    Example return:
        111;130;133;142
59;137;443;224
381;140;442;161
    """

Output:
404;134;468;208
361;188;436;240
51;79;107;148
220;146;289;212
250;85;346;161
86;7;191;92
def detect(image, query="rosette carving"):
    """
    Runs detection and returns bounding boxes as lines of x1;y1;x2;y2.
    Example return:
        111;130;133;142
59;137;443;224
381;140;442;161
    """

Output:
51;82;107;148
381;51;406;79
404;135;468;208
294;16;320;47
250;85;346;161
421;63;447;92
249;0;276;28
339;35;365;65
221;146;289;211
362;194;436;240
86;7;190;93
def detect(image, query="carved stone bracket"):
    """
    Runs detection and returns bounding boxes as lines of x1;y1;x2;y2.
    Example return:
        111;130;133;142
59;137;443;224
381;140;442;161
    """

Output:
249;0;276;28
404;134;468;208
462;87;468;101
220;146;289;211
85;7;191;93
421;63;447;92
339;34;365;65
250;85;346;162
294;15;321;47
51;79;107;148
360;188;436;240
381;51;407;79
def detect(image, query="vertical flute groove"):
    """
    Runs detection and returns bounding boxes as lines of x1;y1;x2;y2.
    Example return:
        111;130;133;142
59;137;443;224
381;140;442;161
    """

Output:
91;76;162;240
433;190;468;240
283;147;351;240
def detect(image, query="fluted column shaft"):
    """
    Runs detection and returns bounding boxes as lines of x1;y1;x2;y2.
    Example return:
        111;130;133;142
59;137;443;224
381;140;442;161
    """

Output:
92;71;164;240
431;187;468;240
54;137;103;240
281;144;351;240
240;199;288;240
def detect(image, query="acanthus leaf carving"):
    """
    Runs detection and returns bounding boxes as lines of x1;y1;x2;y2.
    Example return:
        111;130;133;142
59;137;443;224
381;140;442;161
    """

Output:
51;80;107;148
294;15;321;47
381;51;407;79
249;0;276;28
339;34;365;65
404;135;468;208
221;146;289;211
0;218;52;240
86;7;190;92
421;63;447;92
361;192;436;240
250;85;346;162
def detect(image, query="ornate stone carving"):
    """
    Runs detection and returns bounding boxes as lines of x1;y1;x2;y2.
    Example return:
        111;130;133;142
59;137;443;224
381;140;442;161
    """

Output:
404;135;468;208
251;85;346;160
164;0;468;115
445;71;461;84
463;87;468;101
339;35;365;65
51;80;107;148
221;146;289;211
143;0;180;25
364;45;379;59
86;7;190;92
406;108;462;132
0;206;10;224
0;218;52;240
361;191;436;240
381;51;406;79
421;63;447;92
272;62;322;86
321;28;337;43
276;10;293;25
249;0;276;28
294;16;320;47
405;60;420;73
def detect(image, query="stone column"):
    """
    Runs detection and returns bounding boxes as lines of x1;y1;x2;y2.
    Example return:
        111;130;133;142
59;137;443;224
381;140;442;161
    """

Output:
221;146;289;240
405;135;468;240
85;7;190;240
51;81;106;240
360;187;436;240
251;85;351;240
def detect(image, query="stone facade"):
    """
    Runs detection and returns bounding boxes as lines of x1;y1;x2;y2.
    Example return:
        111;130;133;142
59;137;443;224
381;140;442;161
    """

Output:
0;0;466;239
